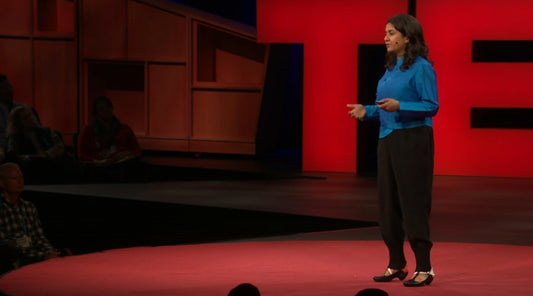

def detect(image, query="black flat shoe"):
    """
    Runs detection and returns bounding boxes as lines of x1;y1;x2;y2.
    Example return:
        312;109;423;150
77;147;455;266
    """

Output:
373;268;408;282
403;271;434;287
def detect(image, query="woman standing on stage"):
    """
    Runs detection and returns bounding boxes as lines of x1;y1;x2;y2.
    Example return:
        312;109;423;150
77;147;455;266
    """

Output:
347;14;439;287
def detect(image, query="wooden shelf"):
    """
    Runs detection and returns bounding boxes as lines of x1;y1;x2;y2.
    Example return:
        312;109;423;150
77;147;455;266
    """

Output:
2;0;269;156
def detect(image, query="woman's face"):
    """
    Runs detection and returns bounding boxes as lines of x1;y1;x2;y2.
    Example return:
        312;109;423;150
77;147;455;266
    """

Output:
384;23;409;58
95;100;114;122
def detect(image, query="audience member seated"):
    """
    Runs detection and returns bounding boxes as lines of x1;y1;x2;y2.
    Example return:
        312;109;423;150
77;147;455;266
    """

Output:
355;288;389;296
227;283;261;296
78;96;142;182
0;163;71;275
5;105;76;184
0;75;25;164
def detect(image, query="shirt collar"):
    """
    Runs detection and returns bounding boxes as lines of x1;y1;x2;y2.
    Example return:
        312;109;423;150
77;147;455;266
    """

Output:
395;56;405;69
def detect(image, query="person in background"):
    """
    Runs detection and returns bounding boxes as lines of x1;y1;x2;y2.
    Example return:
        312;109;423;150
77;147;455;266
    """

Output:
78;96;142;181
6;105;74;184
227;283;261;296
0;75;24;164
355;288;388;296
0;163;70;274
348;14;439;287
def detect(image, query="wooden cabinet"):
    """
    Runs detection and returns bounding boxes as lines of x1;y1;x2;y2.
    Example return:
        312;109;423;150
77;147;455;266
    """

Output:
147;64;188;139
127;1;187;61
0;0;76;143
190;22;267;154
0;0;32;36
0;39;33;106
80;0;268;154
33;39;77;134
1;0;268;154
81;0;127;59
35;0;75;34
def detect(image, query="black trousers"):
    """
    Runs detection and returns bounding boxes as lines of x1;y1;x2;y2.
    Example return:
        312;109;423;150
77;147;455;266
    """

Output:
377;126;434;272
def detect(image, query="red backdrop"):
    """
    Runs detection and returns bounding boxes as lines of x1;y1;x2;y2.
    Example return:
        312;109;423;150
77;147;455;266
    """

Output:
257;0;533;177
257;0;408;172
419;0;533;177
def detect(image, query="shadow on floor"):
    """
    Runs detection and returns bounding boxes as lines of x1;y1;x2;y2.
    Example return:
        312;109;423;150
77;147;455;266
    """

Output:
24;190;377;255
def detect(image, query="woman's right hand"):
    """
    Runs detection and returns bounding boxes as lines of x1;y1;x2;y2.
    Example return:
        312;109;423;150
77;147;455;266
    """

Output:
347;104;366;120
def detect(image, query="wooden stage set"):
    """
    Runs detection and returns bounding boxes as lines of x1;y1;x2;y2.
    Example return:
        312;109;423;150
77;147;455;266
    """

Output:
0;157;532;296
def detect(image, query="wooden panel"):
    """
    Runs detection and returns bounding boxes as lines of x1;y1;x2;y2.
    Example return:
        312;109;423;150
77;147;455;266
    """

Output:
35;0;58;31
127;0;187;61
33;40;77;133
195;23;266;83
189;140;255;155
0;39;32;106
0;0;32;36
34;0;75;34
137;138;188;151
215;49;264;87
57;0;75;33
103;90;146;136
192;90;261;142
82;0;126;59
148;64;187;138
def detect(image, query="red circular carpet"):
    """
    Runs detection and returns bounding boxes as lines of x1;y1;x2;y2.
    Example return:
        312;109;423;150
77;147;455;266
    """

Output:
1;241;531;296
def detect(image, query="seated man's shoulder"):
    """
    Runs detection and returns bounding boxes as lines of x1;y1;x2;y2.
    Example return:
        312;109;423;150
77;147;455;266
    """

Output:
18;198;37;210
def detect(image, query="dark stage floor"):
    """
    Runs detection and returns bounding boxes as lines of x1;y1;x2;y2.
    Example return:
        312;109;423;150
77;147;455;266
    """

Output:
1;155;532;295
23;158;533;247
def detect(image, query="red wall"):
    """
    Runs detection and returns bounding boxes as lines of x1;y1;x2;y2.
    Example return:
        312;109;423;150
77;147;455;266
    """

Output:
257;0;533;177
419;0;533;177
257;0;408;172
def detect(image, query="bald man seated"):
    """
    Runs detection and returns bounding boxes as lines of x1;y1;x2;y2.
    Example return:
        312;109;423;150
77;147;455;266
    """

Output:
0;162;70;275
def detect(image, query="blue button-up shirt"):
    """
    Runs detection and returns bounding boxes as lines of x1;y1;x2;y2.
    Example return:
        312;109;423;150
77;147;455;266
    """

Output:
364;56;439;138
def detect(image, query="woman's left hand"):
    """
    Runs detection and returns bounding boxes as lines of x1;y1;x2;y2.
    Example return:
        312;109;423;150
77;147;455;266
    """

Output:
376;98;400;112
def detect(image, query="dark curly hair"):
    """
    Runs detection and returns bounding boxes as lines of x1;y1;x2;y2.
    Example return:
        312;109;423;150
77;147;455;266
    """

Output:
385;14;432;71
